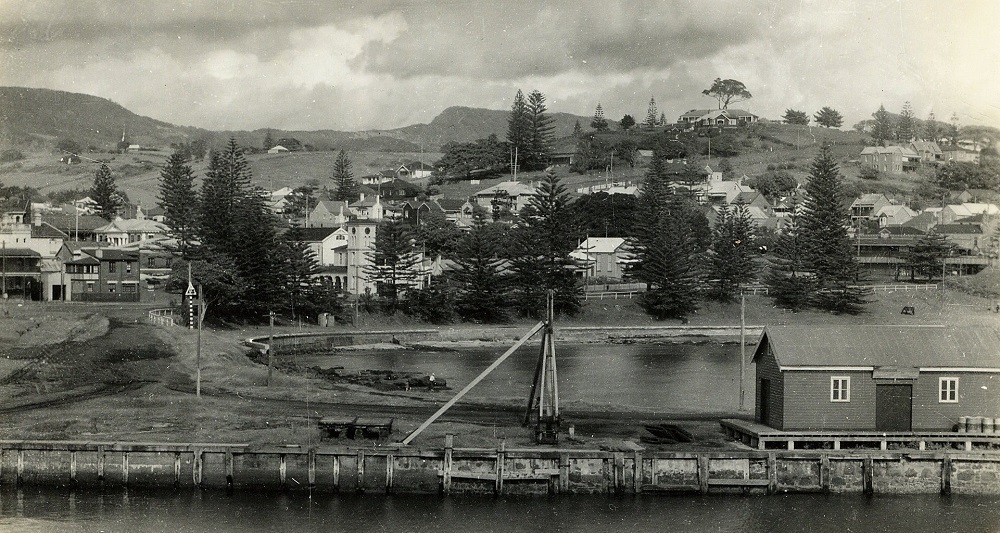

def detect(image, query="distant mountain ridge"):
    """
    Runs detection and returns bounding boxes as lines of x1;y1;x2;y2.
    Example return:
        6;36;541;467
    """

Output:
0;87;595;153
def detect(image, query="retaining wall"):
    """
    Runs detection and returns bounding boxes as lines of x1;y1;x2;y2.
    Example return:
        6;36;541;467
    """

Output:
3;440;999;495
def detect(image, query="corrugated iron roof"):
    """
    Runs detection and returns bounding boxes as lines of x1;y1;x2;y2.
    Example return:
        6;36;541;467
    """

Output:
754;325;1000;368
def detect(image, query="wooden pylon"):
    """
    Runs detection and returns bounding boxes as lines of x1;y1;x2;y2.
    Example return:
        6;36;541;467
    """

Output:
524;290;560;444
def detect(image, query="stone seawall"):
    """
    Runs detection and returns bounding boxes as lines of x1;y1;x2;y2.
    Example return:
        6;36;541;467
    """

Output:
3;440;998;495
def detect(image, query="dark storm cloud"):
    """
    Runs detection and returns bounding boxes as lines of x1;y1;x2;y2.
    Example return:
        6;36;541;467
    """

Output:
357;3;774;79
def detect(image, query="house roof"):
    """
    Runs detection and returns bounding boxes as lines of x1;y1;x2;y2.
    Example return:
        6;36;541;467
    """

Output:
475;181;537;197
851;193;889;207
575;237;626;254
733;191;770;206
910;141;942;154
934;223;983;234
435;198;468;211
679;108;757;120
44;213;109;232
31;222;68;239
289;227;341;242
875;204;917;219
860;146;920;157
0;248;40;258
753;326;1000;369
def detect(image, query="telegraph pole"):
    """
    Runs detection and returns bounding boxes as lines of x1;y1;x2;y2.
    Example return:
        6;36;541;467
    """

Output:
196;283;203;398
267;311;275;386
739;293;746;411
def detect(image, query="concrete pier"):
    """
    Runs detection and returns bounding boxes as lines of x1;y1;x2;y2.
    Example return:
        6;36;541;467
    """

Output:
2;439;999;495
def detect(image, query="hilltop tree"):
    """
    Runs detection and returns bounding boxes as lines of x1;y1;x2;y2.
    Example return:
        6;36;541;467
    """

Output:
435;136;509;180
451;209;511;323
798;144;868;314
263;129;274;151
591;103;609;132
56;138;83;156
814;107;843;128
525;90;555;171
702;78;752;110
707;202;756;301
158;151;199;257
331;150;358;201
897;101;916;141
947;113;961;147
659;112;667;126
508;169;581;318
90;163;122;221
507;89;531;166
871;105;894;147
620;114;636;132
645;97;659;127
572;120;583;137
782;109;809;125
924;111;941;142
364;218;424;315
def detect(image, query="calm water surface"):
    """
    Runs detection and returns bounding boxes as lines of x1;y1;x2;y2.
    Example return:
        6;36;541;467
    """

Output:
297;342;753;414
1;488;998;532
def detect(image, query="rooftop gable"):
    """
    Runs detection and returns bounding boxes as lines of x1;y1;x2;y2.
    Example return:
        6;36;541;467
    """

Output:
753;325;1000;369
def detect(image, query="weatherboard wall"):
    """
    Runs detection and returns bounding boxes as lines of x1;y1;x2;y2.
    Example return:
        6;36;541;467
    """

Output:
781;371;876;431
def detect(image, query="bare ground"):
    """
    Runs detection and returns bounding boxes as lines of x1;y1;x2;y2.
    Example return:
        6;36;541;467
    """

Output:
0;288;997;451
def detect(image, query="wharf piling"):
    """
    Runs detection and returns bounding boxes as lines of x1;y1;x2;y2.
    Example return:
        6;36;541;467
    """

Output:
2;440;1000;495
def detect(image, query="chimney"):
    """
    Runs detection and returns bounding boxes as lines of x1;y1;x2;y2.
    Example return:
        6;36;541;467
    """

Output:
359;192;365;202
32;208;42;227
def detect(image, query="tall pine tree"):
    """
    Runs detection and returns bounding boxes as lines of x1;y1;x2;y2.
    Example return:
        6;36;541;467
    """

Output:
871;105;894;147
332;150;358;201
905;231;953;282
707;202;756;301
508;169;581;318
525;90;555;171
799;144;868;314
158;151;199;257
506;90;531;170
645;97;658;127
591;103;609;131
199;138;253;257
452;209;511;323
629;150;703;320
91;163;122;221
364;218;424;315
766;202;813;311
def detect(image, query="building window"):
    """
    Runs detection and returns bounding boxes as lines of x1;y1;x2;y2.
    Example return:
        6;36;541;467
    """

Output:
148;258;155;268
109;261;117;273
126;262;132;273
939;377;959;403
831;376;850;402
86;282;95;293
123;284;137;293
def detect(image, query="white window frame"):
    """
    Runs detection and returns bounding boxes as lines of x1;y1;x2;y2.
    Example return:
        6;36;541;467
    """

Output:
830;376;851;402
939;377;959;403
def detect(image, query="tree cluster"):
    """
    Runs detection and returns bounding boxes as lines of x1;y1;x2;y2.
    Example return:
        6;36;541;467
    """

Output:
159;139;342;323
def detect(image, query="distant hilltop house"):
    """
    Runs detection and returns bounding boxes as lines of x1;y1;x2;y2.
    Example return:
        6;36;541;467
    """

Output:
267;145;290;154
859;146;920;173
677;108;758;128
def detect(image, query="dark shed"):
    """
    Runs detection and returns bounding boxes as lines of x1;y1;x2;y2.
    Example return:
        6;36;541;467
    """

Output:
752;325;1000;431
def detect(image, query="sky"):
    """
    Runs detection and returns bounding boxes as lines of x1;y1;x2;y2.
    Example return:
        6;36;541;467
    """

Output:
1;0;998;132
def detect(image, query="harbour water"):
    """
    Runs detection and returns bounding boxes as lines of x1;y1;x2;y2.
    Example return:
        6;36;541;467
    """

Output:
297;341;753;414
2;488;999;532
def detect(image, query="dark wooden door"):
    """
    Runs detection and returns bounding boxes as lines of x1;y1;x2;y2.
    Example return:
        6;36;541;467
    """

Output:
758;379;770;425
876;384;912;431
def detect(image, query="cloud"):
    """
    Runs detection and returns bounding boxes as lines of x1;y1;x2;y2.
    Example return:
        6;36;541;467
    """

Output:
0;0;997;131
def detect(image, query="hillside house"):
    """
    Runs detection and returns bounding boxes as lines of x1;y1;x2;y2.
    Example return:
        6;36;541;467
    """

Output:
93;217;169;246
909;141;943;164
59;244;141;302
349;194;384;220
753;326;1000;432
570;237;630;280
941;148;979;164
875;204;917;227
267;145;290;154
859;146;920;173
473;181;538;215
677;108;758;127
308;200;353;228
850;194;893;221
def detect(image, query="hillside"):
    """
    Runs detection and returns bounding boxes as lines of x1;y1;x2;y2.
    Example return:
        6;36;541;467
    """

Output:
0;87;209;150
386;106;595;148
0;87;594;155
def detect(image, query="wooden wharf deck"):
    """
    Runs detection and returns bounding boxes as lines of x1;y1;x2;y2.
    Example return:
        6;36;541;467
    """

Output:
721;419;1000;451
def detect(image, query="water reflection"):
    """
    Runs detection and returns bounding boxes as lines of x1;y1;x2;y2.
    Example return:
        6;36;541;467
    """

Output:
297;343;753;414
2;487;999;533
